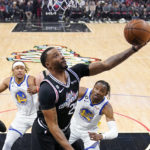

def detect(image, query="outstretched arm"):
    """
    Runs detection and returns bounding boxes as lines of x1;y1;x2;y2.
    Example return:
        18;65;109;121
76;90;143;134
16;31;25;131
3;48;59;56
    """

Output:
89;103;118;141
89;45;144;76
0;77;10;93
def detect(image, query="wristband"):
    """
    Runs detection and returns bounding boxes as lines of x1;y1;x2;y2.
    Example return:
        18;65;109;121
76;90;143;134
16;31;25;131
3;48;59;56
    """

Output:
132;46;138;52
36;86;39;92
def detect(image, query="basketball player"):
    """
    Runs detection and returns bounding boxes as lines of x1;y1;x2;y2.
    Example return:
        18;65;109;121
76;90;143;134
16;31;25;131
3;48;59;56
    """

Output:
69;80;118;150
0;120;6;132
0;61;38;150
28;69;84;150
31;44;145;150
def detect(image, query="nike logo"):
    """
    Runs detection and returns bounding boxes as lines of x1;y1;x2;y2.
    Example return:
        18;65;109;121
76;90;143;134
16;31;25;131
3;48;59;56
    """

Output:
59;88;64;93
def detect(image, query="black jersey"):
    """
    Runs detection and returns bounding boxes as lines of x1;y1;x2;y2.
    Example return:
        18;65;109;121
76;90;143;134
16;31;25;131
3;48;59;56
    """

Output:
38;64;89;131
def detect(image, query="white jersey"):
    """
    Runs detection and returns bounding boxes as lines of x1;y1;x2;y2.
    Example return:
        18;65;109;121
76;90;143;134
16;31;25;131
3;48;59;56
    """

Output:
9;74;37;115
71;88;109;130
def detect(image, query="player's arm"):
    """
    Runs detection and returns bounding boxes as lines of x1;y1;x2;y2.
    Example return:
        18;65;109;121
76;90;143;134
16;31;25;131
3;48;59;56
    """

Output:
0;77;10;93
27;75;37;94
35;72;45;88
42;108;74;150
28;75;36;87
39;82;74;150
78;87;87;99
27;74;44;94
27;71;48;94
27;75;39;108
89;44;144;76
89;103;118;141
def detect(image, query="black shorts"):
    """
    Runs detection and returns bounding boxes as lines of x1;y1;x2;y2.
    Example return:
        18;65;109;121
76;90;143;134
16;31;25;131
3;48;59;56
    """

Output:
31;118;84;150
0;120;6;132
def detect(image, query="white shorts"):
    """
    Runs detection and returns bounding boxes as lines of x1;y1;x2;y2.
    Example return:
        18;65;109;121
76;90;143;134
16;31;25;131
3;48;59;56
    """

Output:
10;112;37;135
69;125;100;150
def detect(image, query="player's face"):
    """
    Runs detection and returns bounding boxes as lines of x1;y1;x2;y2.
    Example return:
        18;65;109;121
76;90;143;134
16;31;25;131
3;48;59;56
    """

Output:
46;48;68;70
13;65;26;79
91;83;107;102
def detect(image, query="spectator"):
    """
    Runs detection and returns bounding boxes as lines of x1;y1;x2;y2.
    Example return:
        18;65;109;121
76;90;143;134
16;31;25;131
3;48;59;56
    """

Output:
83;1;90;20
120;3;131;20
146;4;150;19
89;0;96;21
18;0;26;21
95;1;103;21
102;2;111;21
0;2;6;21
11;1;20;21
25;1;33;21
5;1;12;21
131;2;140;19
110;2;121;21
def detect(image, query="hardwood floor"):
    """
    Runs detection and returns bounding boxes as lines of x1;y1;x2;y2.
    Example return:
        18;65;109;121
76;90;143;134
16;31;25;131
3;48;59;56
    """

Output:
0;23;149;133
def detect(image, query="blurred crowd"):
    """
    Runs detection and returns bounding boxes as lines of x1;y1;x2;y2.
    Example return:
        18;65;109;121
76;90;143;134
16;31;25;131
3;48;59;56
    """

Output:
0;0;40;21
0;0;150;22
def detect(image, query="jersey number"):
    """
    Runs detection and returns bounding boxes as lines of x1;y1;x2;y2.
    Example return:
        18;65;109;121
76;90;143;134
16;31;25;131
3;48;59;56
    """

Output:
68;103;76;115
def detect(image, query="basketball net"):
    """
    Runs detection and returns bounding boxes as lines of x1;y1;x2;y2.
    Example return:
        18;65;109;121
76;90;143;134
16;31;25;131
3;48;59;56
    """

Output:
42;0;82;13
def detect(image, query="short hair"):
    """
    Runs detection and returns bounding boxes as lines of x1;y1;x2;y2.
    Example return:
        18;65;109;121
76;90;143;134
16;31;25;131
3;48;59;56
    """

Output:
94;80;111;99
40;47;54;68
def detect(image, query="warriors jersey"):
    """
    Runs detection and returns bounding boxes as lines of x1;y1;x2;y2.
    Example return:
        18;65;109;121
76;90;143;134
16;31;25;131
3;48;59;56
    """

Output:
38;64;89;132
9;74;37;115
71;88;109;130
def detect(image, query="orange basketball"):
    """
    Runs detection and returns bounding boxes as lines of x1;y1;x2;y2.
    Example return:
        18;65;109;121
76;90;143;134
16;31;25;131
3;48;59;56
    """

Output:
124;19;150;45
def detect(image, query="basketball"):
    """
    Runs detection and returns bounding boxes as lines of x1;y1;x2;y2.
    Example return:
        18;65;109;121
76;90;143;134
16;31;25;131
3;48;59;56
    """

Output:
124;19;150;45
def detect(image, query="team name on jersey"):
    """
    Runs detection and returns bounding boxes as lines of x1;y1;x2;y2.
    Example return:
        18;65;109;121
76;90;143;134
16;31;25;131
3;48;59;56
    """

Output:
58;91;78;109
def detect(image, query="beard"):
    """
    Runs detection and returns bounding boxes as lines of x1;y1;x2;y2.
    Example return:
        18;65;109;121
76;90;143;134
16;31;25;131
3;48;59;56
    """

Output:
60;59;68;70
54;61;68;71
63;64;68;69
60;64;68;70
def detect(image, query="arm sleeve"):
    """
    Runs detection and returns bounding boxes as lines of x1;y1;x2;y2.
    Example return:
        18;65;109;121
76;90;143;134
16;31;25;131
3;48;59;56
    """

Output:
102;121;118;140
70;64;89;78
39;82;56;110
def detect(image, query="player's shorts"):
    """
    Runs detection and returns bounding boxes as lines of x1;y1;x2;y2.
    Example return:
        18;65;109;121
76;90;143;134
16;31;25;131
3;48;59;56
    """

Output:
10;112;37;136
69;124;100;150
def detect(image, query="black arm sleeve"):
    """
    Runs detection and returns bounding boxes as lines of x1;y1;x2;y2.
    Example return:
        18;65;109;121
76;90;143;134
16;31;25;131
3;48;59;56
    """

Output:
70;64;89;78
39;82;56;110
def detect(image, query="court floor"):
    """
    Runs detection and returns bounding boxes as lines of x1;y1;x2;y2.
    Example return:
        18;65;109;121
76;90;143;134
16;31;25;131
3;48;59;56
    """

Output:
0;22;150;134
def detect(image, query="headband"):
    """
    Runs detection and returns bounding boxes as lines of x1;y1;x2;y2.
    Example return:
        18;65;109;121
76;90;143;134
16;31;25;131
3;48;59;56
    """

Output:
12;62;25;69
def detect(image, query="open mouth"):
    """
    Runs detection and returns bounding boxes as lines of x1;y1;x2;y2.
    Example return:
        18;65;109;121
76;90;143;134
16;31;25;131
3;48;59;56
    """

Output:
94;95;99;99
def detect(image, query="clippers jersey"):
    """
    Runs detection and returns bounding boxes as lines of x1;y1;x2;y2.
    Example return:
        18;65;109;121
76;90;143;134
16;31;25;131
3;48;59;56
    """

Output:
71;88;108;130
9;74;37;115
38;64;89;131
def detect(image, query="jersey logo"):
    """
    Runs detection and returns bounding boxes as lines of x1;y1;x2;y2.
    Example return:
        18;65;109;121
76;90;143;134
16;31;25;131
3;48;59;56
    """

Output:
59;88;64;93
79;108;94;122
15;91;27;105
